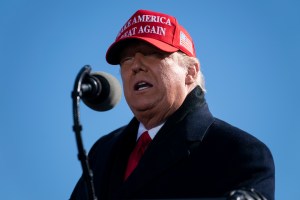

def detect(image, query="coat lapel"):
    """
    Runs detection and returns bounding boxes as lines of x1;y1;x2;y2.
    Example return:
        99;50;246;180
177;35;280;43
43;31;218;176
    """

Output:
100;119;139;199
116;123;190;198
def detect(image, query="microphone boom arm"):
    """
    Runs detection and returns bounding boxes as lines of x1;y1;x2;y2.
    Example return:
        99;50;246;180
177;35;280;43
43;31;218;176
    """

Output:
71;65;98;200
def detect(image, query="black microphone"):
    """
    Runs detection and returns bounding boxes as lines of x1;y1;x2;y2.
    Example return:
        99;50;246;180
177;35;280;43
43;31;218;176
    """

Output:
80;71;122;111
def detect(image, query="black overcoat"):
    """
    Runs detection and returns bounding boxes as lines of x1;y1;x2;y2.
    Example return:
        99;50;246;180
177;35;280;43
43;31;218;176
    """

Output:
70;87;275;200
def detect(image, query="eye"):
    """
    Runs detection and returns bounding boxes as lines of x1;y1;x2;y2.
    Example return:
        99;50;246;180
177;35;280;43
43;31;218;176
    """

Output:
120;56;134;65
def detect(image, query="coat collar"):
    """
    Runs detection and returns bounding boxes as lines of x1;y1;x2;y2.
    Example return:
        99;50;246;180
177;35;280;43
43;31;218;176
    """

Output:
160;86;214;142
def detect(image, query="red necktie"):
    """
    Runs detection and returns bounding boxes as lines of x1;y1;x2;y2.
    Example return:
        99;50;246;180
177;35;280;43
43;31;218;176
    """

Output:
124;131;152;180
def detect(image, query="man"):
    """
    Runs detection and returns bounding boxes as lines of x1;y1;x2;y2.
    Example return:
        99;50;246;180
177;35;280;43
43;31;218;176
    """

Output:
70;9;275;200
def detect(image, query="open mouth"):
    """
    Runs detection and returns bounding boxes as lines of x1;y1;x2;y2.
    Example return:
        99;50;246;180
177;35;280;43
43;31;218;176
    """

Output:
134;81;153;91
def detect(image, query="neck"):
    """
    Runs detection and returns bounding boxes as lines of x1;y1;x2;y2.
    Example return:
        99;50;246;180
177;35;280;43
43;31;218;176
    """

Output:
134;104;178;130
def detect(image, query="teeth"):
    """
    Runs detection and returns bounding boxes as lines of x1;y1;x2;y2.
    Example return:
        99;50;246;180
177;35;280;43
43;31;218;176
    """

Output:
135;82;152;91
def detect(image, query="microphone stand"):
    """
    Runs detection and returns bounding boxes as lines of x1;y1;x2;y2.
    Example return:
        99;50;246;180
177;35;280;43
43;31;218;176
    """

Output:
71;65;98;200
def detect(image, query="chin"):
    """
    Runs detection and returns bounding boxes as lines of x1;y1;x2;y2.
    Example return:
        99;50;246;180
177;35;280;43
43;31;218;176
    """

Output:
131;102;157;113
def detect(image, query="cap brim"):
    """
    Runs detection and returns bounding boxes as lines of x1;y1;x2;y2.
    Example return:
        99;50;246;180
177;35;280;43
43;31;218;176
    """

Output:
106;36;179;65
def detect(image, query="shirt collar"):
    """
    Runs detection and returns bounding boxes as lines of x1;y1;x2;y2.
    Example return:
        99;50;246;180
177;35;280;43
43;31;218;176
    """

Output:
137;122;164;140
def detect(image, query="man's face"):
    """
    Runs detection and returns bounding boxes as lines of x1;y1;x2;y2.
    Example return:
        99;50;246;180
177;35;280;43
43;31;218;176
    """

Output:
119;41;190;128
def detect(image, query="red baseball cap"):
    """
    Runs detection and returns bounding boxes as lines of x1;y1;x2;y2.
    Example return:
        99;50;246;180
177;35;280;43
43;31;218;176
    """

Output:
106;9;196;65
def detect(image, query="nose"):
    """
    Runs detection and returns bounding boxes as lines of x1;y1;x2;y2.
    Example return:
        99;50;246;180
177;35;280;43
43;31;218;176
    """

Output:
131;52;147;74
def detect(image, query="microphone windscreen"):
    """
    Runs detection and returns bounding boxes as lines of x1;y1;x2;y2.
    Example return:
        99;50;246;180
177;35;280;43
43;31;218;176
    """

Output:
82;71;122;111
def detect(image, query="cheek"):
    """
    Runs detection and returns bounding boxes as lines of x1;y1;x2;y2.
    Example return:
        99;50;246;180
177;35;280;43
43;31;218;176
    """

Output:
161;67;186;87
120;69;130;84
120;72;130;95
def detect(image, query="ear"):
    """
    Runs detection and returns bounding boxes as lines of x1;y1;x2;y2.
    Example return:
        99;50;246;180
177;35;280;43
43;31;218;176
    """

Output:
185;62;200;85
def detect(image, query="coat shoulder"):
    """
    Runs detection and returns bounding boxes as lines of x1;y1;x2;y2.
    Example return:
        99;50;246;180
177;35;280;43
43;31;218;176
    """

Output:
207;118;269;148
203;117;275;172
202;118;275;200
88;126;126;159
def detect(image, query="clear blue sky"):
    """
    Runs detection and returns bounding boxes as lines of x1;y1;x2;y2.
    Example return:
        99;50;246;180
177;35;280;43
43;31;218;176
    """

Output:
0;1;299;199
